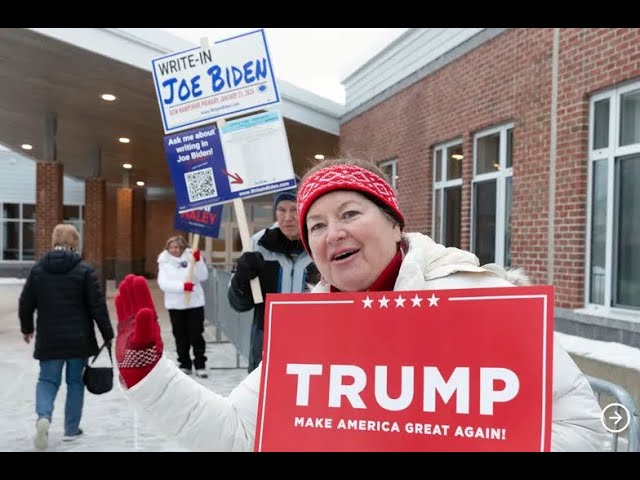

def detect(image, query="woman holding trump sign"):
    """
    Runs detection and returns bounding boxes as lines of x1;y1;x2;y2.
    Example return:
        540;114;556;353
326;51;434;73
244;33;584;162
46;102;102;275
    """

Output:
115;158;607;452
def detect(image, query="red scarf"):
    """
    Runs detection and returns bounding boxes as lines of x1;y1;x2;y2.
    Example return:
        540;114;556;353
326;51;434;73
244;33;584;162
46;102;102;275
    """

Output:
330;248;403;293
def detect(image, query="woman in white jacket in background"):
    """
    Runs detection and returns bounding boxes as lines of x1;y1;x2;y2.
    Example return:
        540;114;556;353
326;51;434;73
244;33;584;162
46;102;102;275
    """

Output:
115;159;608;452
157;235;209;378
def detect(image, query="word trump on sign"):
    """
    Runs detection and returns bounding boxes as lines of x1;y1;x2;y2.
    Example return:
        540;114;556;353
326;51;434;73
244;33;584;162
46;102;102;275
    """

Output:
255;286;554;452
286;364;520;415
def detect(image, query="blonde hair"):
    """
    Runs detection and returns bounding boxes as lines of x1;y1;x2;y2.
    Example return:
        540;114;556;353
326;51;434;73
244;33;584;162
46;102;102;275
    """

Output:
51;224;80;252
165;235;188;253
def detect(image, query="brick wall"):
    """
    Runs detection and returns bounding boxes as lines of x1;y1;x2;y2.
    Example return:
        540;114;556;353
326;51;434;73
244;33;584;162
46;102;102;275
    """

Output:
84;178;105;264
132;187;146;275
84;177;106;289
116;188;133;260
105;183;117;264
105;190;181;278
552;28;640;306
340;28;640;309
114;188;133;284
35;161;63;259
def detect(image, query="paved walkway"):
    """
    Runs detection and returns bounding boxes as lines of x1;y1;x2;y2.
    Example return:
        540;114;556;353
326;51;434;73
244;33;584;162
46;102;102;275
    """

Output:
0;280;249;452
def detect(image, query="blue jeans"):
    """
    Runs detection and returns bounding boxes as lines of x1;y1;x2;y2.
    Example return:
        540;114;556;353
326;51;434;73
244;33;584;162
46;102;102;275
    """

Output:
36;358;87;436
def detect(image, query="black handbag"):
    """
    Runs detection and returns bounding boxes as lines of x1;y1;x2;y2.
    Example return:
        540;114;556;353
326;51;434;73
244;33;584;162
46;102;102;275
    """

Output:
83;342;114;395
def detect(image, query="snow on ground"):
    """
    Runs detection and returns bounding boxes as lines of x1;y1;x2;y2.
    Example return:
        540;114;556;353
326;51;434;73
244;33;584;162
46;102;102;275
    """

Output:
556;331;640;373
0;282;249;452
0;277;25;285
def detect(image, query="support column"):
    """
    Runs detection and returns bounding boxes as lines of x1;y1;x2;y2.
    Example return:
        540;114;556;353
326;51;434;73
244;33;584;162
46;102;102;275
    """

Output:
35;113;62;259
115;188;133;286
132;186;146;275
35;163;63;259
85;177;107;294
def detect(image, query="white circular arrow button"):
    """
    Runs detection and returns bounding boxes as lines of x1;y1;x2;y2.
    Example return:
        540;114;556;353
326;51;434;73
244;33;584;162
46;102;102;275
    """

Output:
601;403;631;433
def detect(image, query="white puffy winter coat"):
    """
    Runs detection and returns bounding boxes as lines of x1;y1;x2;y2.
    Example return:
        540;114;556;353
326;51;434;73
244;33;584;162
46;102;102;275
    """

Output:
157;248;208;310
125;233;608;451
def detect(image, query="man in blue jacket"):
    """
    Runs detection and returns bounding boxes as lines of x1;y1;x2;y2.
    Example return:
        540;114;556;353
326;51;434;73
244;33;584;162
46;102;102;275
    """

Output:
228;190;319;372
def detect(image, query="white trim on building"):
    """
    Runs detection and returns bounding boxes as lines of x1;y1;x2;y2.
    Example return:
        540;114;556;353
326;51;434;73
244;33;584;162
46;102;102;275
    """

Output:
342;28;508;122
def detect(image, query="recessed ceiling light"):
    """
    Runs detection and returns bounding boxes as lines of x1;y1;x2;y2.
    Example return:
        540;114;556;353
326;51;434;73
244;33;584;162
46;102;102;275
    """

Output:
123;163;132;169
136;181;145;186
314;154;324;160
101;94;116;101
21;144;33;150
119;137;130;144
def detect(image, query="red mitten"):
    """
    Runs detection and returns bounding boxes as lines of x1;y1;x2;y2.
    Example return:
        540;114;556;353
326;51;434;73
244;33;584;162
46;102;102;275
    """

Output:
183;281;195;292
115;274;163;388
193;250;201;262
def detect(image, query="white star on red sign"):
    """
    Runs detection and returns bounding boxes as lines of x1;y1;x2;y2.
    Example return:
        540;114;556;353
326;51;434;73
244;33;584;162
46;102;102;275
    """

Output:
378;296;390;308
411;295;422;307
427;294;440;307
362;296;373;308
394;295;406;308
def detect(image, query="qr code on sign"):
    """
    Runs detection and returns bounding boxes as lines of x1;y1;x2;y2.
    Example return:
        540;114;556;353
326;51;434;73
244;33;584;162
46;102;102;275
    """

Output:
184;168;218;202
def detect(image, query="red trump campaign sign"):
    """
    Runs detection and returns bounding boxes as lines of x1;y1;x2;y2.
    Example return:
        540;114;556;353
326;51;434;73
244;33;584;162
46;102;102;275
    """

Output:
255;286;554;452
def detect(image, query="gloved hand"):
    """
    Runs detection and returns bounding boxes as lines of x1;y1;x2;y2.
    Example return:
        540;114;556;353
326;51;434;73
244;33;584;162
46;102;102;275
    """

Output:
233;251;265;285
192;250;201;262
115;274;163;389
183;281;195;292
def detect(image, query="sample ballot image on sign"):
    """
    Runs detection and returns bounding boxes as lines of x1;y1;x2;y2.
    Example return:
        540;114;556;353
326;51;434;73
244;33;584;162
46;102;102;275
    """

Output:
220;111;296;195
255;285;555;452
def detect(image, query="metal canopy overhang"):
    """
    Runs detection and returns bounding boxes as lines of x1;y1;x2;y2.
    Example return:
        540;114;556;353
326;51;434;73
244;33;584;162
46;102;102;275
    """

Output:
0;28;341;189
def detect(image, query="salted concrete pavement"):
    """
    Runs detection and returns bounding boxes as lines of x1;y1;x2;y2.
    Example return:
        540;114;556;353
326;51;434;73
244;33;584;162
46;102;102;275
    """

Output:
0;279;249;452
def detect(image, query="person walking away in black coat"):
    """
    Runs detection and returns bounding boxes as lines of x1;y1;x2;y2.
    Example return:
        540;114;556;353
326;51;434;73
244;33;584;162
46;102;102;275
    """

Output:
19;224;114;450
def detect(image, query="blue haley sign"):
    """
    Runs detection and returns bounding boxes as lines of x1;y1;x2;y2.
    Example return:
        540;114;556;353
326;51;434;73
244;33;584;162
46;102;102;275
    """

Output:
174;204;223;238
151;29;280;134
164;111;297;213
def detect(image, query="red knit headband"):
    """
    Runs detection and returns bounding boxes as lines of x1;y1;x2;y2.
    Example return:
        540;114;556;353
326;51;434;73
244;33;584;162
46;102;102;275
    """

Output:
297;164;405;254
